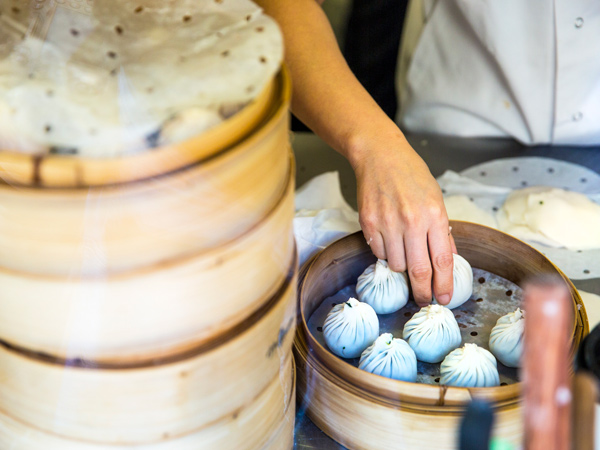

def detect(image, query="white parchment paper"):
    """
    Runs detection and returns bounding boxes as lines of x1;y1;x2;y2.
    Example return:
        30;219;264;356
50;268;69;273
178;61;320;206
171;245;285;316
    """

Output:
439;157;600;280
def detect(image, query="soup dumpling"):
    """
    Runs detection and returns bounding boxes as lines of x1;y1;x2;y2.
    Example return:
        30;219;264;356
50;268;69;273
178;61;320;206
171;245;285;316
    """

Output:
323;298;379;358
359;333;417;382
356;259;410;314
433;253;473;309
402;304;461;363
440;343;500;388
489;308;525;368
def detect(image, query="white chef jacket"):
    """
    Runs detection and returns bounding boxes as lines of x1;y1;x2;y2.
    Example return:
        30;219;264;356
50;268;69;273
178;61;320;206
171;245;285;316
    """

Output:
396;0;600;145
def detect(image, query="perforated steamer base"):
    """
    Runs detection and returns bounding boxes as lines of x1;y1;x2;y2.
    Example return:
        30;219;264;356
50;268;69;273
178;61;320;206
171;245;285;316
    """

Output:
307;268;521;386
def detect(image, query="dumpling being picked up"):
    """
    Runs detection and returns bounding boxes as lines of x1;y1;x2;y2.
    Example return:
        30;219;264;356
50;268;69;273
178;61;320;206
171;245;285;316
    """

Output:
489;308;525;368
403;304;462;363
440;343;500;388
356;259;410;314
358;333;417;382
323;298;379;358
433;254;473;309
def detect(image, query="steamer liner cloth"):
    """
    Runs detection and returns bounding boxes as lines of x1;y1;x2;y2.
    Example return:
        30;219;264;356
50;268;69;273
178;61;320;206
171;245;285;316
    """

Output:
439;157;600;280
294;171;360;267
0;0;282;157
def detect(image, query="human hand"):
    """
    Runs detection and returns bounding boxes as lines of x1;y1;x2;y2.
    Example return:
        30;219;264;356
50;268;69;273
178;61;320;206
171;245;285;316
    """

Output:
350;134;456;307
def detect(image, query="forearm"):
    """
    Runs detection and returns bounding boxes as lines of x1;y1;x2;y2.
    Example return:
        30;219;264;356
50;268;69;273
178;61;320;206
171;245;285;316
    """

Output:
256;0;410;168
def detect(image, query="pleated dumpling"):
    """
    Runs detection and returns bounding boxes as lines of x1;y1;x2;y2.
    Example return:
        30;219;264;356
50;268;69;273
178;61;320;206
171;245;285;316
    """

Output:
433;254;473;309
440;343;500;388
323;298;379;358
402;304;461;363
356;259;410;314
358;333;417;382
489;308;525;368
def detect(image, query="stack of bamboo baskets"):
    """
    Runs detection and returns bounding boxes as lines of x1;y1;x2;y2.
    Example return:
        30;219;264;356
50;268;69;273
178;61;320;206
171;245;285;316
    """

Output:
0;71;296;449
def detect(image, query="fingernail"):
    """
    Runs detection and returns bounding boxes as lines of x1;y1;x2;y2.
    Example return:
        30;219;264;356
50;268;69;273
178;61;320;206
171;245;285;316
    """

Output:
438;294;451;305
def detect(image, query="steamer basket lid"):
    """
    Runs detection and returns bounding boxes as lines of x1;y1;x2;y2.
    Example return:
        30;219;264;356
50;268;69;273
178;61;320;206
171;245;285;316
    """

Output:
0;0;282;158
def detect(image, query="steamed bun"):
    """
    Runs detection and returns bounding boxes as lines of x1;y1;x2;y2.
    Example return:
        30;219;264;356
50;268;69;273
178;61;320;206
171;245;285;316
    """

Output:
497;186;600;250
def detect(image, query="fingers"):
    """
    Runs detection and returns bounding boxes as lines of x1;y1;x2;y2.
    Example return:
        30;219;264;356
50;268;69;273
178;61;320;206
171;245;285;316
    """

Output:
362;222;455;309
362;211;406;271
382;226;407;273
404;228;433;307
429;223;454;305
363;229;386;260
370;232;386;260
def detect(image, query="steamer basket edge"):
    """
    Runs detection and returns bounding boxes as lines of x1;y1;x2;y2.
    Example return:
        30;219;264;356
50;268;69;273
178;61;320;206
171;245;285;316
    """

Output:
0;67;292;188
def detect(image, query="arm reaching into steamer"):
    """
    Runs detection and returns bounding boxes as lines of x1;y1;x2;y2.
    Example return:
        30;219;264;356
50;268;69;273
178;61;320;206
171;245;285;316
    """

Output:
256;0;456;305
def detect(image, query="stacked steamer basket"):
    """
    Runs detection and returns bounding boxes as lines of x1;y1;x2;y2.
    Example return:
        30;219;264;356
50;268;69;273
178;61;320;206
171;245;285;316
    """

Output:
294;222;588;450
0;2;296;449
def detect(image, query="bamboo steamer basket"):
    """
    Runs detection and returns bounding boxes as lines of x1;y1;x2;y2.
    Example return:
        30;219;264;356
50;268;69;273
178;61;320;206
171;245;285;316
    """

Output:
0;266;297;445
294;222;589;450
0;69;291;276
262;385;296;450
0;357;295;450
0;157;295;363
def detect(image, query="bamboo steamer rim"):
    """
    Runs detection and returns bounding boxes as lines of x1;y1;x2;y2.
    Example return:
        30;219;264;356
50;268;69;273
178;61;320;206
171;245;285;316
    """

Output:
294;327;519;417
0;151;295;281
0;245;297;370
0;67;291;189
294;335;523;450
296;221;588;409
0;356;297;449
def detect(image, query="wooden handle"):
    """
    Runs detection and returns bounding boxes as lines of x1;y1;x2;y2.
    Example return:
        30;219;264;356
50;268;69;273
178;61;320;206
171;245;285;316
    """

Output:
523;276;572;450
572;372;597;450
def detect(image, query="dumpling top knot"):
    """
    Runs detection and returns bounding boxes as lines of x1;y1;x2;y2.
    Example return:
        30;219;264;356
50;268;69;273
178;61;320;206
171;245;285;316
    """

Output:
372;259;392;281
508;308;525;323
344;297;359;309
372;332;394;349
461;343;485;357
425;304;445;318
337;298;370;317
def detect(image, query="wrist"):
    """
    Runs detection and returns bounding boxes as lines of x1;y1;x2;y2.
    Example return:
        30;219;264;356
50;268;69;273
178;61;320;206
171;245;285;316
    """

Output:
343;119;414;171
